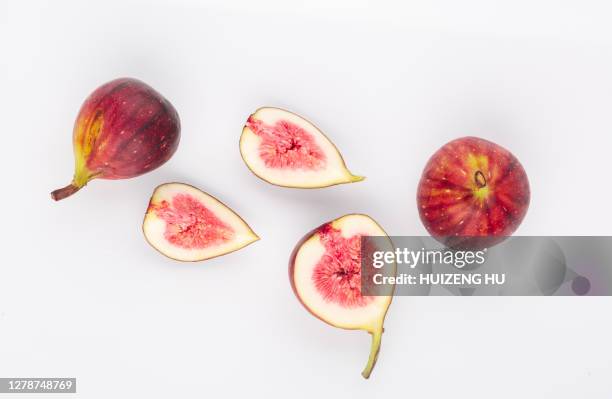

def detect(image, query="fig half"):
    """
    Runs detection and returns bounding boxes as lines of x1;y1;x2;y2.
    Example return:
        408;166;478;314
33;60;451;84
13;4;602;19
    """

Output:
240;107;364;188
289;214;396;378
143;183;259;261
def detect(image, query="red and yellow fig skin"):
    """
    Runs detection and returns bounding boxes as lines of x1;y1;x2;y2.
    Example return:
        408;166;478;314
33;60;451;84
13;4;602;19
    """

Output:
51;78;180;201
417;136;530;249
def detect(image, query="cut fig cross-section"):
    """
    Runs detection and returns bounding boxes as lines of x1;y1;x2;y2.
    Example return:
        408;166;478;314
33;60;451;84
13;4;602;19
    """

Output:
289;214;396;378
240;107;364;188
143;183;259;261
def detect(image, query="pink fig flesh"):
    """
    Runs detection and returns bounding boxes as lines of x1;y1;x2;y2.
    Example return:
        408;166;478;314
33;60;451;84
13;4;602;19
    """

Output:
143;183;259;262
51;78;180;201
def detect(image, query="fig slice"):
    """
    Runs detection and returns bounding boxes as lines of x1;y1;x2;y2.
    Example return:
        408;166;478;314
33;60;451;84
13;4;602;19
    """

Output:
240;107;364;188
289;214;396;378
143;183;259;262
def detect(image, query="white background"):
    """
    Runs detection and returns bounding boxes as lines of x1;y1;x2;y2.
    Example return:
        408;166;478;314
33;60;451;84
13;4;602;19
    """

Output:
1;0;612;397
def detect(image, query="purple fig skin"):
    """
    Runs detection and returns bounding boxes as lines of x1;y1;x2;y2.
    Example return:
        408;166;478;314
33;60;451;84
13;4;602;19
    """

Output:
288;222;330;325
51;78;180;201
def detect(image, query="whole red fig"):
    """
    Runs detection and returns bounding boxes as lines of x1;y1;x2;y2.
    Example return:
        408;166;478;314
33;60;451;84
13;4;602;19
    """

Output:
417;137;530;249
51;78;180;201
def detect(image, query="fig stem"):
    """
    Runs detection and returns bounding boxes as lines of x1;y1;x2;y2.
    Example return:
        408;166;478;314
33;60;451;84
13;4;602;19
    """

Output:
474;171;486;188
51;183;82;201
361;327;383;379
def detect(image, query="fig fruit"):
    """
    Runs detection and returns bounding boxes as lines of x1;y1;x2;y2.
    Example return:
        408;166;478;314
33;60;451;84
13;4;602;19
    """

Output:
51;78;180;201
240;107;364;188
417;136;530;249
289;214;396;378
143;183;259;261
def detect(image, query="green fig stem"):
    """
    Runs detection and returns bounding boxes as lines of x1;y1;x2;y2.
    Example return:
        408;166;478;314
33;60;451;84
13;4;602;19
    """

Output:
361;327;383;379
350;174;366;183
51;183;82;201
